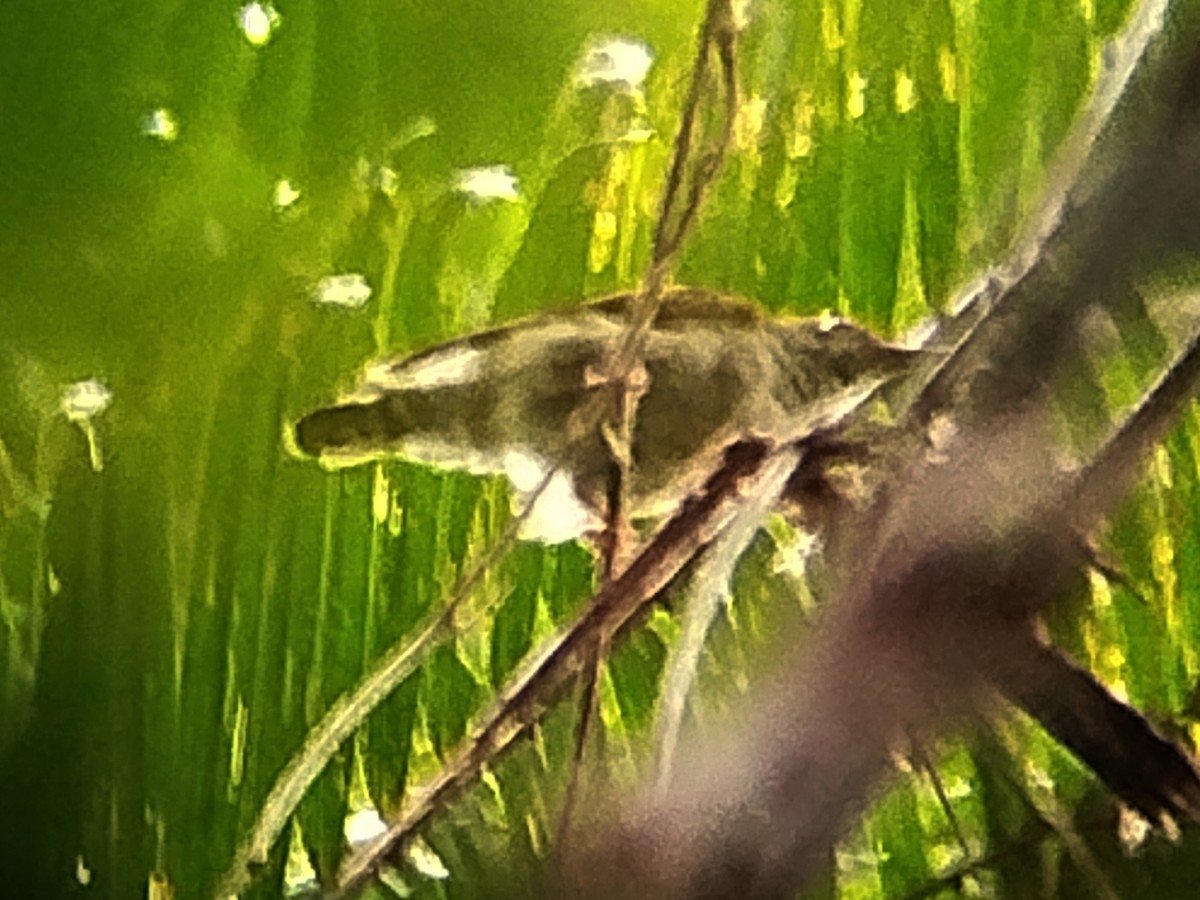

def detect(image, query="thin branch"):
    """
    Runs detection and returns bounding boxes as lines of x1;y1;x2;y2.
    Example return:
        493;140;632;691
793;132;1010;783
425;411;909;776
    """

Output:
601;0;740;575
898;809;1123;900
213;468;559;900
555;635;606;849
907;738;972;862
645;0;739;296
331;439;776;895
988;710;1122;900
557;0;742;862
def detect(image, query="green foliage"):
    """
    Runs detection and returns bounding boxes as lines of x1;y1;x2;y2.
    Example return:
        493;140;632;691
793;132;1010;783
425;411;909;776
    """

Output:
3;0;1199;898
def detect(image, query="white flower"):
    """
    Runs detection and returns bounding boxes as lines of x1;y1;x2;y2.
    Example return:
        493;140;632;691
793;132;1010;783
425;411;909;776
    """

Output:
62;379;112;423
313;274;372;308
577;37;654;90
273;179;301;210
455;165;520;203
238;3;280;46
142;108;178;142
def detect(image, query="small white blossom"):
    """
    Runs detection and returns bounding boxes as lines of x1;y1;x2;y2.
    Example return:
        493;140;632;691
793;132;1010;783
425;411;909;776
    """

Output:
577;37;654;90
314;274;372;309
238;3;280;47
273;179;301;210
62;379;112;423
455;165;520;203
142;108;178;141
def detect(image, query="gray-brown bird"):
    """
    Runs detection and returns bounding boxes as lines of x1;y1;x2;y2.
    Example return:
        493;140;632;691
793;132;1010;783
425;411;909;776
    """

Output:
294;288;914;541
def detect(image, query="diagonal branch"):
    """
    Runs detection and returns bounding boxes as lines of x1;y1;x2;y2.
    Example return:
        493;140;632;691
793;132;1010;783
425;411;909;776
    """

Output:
331;438;777;895
603;0;741;575
558;0;740;855
645;0;739;297
212;469;561;900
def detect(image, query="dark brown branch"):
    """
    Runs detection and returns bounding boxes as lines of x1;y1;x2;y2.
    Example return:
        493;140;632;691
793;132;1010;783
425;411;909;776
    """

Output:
604;0;740;575
554;633;605;849
213;468;560;900
332;439;775;895
552;417;1084;900
646;0;739;294
990;629;1200;825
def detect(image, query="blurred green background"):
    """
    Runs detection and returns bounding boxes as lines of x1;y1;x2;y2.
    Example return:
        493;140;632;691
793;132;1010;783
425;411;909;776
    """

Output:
3;0;1200;897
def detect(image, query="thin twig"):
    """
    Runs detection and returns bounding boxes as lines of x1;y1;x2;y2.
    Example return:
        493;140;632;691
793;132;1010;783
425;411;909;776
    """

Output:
988;714;1121;900
331;439;775;896
559;0;741;857
602;0;740;573
555;635;606;849
907;737;972;862
898;809;1123;900
213;468;559;900
646;0;739;292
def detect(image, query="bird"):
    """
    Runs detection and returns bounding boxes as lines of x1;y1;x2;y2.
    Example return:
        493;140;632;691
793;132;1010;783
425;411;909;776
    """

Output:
293;287;915;542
